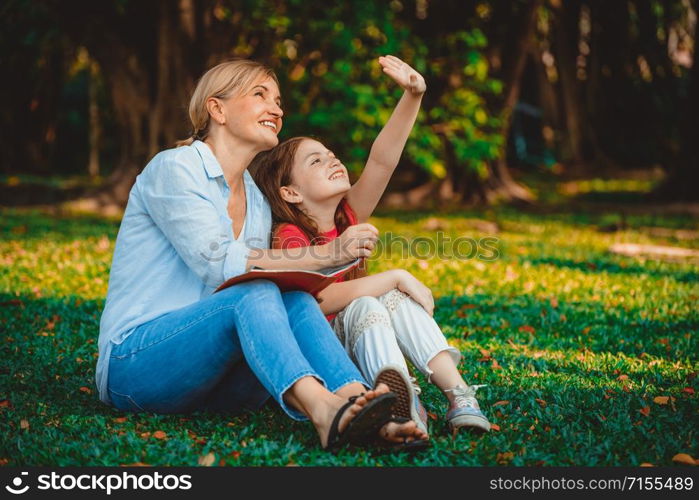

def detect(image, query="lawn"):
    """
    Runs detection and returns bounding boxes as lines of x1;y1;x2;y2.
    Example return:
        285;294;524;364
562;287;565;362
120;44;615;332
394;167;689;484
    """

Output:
1;197;697;466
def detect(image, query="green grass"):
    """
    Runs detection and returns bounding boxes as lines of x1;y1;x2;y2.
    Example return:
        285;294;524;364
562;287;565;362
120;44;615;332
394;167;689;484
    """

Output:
1;202;697;466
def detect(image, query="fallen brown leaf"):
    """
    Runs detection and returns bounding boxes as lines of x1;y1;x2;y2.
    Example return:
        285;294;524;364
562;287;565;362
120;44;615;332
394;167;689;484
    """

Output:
120;462;151;467
519;325;536;334
0;299;23;307
640;463;655;467
682;387;695;395
496;451;514;464
671;453;697;466
493;400;510;407
20;419;29;430
152;430;167;439
653;396;675;405
535;398;547;408
490;424;501;431
113;417;127;423
198;453;216;467
639;406;651;417
479;348;492;361
79;386;92;394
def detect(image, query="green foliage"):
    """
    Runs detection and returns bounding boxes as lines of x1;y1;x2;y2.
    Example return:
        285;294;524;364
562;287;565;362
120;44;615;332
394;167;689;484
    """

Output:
213;0;502;180
1;204;697;466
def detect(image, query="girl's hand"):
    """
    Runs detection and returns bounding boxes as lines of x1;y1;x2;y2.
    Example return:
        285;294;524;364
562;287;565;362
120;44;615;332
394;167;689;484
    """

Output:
394;269;435;316
378;55;427;95
328;223;379;264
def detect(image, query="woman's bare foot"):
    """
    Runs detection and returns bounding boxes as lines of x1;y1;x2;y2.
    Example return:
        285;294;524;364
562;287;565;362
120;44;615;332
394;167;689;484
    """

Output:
314;383;392;449
379;419;429;444
286;378;429;449
330;382;429;446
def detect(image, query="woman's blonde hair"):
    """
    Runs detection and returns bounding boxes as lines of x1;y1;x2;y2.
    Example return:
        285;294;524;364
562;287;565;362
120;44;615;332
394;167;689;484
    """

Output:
176;59;279;147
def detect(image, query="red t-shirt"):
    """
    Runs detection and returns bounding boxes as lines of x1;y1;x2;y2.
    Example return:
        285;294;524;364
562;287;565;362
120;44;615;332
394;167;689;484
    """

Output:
272;199;358;322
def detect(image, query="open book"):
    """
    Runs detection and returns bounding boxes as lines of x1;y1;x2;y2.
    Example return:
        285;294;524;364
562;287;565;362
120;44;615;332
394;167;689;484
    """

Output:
214;258;362;296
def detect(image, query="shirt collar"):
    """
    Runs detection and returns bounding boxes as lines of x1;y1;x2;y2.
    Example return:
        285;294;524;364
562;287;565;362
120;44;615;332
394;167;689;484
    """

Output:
192;140;258;194
192;140;224;179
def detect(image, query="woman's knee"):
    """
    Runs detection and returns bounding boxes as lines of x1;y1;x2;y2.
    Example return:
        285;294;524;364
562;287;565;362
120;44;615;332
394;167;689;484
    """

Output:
281;290;318;311
221;278;282;305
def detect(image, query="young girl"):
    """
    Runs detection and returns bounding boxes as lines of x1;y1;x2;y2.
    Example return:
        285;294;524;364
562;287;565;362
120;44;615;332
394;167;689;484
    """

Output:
252;55;490;436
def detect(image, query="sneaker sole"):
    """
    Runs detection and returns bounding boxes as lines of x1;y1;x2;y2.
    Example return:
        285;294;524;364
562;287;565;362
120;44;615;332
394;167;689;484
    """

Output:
449;414;491;434
375;367;414;421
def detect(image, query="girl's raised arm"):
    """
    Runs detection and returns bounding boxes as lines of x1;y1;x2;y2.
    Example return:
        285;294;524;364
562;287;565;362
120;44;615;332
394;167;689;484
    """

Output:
346;55;426;222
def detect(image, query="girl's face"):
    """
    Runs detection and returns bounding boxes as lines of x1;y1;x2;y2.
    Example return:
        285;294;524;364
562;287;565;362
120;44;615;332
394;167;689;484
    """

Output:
282;139;350;205
221;76;283;152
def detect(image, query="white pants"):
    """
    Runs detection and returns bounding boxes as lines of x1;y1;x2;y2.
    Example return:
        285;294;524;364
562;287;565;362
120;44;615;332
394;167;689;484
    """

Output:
331;289;461;386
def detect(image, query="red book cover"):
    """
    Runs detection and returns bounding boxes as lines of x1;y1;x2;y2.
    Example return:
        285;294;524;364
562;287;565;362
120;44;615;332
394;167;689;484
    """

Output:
214;258;361;296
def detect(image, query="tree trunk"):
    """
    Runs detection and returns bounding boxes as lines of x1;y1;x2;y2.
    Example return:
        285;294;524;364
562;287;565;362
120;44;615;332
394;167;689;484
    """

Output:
87;61;100;178
61;0;195;215
391;0;540;207
529;42;561;158
654;38;699;201
551;0;588;175
475;0;541;204
581;0;620;173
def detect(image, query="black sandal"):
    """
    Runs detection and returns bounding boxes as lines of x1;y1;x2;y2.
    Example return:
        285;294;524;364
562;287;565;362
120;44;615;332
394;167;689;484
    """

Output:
323;392;397;452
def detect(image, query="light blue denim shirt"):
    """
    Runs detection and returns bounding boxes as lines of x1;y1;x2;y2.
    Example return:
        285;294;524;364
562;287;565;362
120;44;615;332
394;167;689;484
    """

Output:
96;140;272;405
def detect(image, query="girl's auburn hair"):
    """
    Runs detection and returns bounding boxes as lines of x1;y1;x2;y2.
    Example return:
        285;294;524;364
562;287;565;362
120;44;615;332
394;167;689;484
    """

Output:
251;136;366;281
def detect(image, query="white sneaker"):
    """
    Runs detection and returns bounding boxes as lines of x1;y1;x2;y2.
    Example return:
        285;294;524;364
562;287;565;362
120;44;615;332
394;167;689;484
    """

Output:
445;385;491;435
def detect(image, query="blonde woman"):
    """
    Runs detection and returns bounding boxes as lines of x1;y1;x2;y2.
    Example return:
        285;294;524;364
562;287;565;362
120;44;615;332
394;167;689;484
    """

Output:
97;60;428;452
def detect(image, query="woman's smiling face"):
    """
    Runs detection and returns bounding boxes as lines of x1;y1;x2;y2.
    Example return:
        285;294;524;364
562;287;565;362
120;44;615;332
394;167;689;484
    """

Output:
222;76;283;152
286;139;351;203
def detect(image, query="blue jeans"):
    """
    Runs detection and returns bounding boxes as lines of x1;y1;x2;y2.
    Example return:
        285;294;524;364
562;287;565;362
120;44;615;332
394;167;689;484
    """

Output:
107;279;367;420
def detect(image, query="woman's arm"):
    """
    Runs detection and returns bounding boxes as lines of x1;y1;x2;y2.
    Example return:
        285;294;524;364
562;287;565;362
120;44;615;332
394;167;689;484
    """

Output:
317;269;435;316
247;222;380;271
346;56;426;223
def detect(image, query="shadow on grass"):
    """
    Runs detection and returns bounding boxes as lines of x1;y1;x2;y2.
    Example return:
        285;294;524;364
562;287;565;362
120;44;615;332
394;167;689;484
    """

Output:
519;255;699;283
437;293;698;359
0;208;120;242
0;184;87;207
